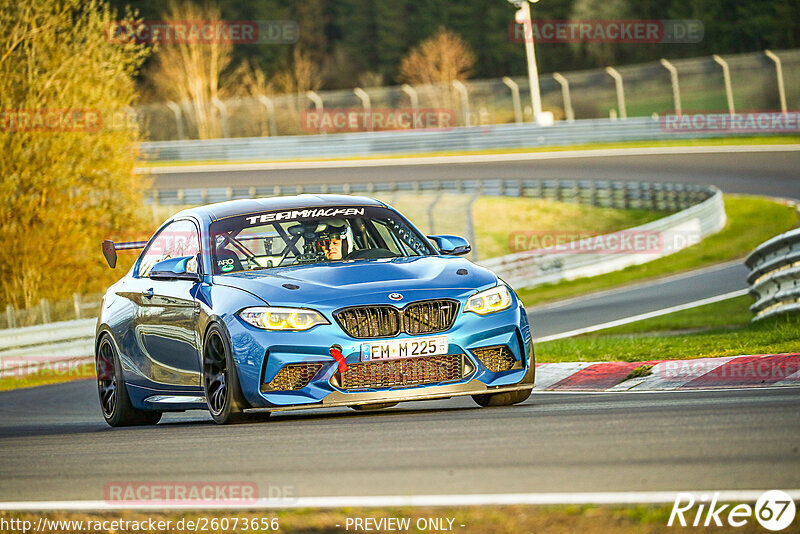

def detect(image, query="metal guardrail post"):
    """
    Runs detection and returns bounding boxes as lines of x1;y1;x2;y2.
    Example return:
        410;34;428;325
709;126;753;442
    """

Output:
452;81;471;127
354;88;372;131
6;305;15;329
165;101;185;140
401;84;419;113
307;91;324;134
501;77;523;124
605;67;627;119
465;185;482;261
552;73;574;122
712;55;736;116
40;299;51;324
73;293;82;320
257;95;278;136
659;59;682;116
765;50;788;115
211;97;231;138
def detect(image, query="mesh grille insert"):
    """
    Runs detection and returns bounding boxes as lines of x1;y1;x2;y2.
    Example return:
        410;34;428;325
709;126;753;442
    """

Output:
472;345;518;372
340;354;464;390
265;363;324;391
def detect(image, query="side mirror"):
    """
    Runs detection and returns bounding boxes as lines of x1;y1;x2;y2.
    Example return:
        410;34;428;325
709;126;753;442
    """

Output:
149;256;201;282
427;235;471;256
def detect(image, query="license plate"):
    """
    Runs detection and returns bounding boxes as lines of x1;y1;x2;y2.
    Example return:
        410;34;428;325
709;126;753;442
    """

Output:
361;335;448;361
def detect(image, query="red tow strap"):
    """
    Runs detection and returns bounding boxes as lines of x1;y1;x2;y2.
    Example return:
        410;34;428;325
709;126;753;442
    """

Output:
330;347;348;373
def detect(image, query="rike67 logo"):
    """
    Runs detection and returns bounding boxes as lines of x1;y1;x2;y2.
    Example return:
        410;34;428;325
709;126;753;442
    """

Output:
669;491;796;531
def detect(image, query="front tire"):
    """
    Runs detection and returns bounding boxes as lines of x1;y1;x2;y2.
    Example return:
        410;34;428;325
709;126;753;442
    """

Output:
472;344;535;407
96;335;162;427
202;324;250;424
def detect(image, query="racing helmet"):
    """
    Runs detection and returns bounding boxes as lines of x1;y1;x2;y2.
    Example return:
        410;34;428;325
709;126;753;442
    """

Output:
315;219;351;258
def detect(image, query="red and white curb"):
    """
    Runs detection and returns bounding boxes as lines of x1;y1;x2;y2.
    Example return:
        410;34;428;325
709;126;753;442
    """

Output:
534;353;800;392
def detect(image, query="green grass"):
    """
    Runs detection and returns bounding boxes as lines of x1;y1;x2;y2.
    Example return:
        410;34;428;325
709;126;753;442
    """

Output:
517;195;799;306
536;296;800;363
0;362;94;392
138;135;800;167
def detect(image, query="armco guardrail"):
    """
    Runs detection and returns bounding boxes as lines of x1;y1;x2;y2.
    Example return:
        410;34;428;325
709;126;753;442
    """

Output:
746;228;800;320
0;319;95;374
482;187;725;288
138;117;775;164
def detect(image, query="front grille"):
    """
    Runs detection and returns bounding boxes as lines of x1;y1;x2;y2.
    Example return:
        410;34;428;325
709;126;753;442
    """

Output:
335;306;400;338
472;345;518;372
340;354;465;390
335;299;458;339
403;299;459;335
264;362;323;391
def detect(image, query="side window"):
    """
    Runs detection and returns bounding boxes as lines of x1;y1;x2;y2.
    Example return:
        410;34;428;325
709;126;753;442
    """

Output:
137;220;201;278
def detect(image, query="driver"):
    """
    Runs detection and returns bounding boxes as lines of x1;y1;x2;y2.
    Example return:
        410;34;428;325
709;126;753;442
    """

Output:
317;221;348;261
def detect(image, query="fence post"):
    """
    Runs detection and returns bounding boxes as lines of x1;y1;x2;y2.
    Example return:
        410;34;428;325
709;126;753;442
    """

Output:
605;67;627;119
502;77;523;124
211;97;230;138
552;73;575;122
466;188;482;261
40;299;51;324
354;88;372;131
257;95;278;136
166;101;185;140
659;59;682;116
712;55;735;116
73;293;82;319
765;50;788;115
6;304;15;329
452;81;471;127
306;91;324;134
401;84;419;113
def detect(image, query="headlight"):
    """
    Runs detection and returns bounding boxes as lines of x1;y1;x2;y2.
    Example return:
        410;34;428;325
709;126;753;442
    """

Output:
239;307;329;331
464;285;512;315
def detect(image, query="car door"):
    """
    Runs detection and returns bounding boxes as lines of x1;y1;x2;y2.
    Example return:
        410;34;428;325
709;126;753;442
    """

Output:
129;218;203;389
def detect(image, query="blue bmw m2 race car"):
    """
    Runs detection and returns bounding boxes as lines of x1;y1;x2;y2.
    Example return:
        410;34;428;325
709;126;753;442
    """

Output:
96;195;534;425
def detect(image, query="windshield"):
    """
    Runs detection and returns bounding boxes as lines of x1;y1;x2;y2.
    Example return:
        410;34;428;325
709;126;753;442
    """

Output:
209;205;435;274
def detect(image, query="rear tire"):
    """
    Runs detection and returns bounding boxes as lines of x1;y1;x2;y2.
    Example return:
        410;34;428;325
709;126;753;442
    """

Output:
96;335;162;427
202;324;250;424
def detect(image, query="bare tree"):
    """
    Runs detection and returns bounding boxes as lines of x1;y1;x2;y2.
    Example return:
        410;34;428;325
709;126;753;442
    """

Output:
148;1;232;139
398;27;476;86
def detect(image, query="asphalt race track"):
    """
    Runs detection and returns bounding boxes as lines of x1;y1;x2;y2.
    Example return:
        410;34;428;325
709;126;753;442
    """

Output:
0;147;798;504
150;149;800;199
0;382;799;502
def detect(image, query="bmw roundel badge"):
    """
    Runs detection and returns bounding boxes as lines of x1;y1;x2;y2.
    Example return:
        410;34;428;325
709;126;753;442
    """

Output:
389;292;403;301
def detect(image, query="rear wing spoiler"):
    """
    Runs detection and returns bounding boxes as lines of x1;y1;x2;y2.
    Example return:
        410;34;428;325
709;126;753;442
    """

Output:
102;239;148;268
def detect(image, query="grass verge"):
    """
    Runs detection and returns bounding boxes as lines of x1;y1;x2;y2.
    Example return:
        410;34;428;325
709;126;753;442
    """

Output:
517;195;799;307
536;296;800;363
0;361;94;392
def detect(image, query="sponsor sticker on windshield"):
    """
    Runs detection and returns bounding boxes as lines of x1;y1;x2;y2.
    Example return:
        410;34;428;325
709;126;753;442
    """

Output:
245;207;366;226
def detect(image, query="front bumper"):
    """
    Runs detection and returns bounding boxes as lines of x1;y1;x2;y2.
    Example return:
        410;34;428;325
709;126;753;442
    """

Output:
225;291;534;410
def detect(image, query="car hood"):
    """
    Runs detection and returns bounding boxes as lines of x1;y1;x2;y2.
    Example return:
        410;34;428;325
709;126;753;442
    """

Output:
213;255;498;307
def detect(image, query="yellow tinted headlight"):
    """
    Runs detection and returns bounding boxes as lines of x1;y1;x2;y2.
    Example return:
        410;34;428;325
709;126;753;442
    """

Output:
239;307;329;331
464;285;513;315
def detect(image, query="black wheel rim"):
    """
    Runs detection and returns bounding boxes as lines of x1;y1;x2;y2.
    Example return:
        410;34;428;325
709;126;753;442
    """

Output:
203;333;228;416
97;339;116;418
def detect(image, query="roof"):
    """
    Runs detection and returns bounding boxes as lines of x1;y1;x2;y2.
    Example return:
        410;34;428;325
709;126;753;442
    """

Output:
173;194;387;222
